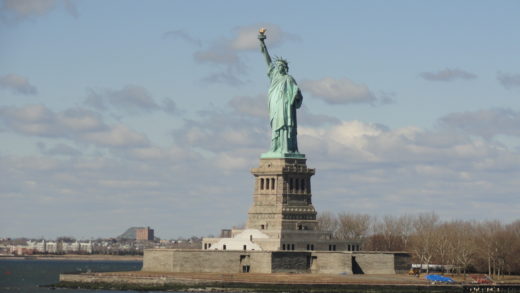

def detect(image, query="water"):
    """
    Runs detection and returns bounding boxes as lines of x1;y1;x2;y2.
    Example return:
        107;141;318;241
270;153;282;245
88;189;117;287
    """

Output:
0;258;159;292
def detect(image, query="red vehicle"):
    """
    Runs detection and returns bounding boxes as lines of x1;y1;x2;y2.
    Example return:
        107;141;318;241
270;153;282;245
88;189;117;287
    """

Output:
470;275;493;284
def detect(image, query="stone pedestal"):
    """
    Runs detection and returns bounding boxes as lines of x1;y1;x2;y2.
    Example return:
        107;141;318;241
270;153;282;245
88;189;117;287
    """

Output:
247;158;317;232
247;158;336;250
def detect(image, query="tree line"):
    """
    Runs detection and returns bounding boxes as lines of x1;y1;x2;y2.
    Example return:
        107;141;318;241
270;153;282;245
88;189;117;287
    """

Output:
317;211;520;277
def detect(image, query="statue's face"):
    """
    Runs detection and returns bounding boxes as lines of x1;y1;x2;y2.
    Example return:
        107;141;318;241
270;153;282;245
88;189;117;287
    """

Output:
275;62;288;75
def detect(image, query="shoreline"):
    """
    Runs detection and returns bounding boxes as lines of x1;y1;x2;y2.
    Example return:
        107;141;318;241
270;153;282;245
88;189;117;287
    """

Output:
0;254;142;261
54;271;520;293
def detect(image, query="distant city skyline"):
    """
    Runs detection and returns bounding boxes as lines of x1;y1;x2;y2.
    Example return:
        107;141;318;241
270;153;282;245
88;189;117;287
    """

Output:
1;0;520;239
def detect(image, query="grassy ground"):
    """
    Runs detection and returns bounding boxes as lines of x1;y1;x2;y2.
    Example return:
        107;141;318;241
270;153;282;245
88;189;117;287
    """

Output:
55;271;520;292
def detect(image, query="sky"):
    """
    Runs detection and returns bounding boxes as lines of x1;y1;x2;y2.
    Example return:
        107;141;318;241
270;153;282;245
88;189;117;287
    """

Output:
1;0;520;239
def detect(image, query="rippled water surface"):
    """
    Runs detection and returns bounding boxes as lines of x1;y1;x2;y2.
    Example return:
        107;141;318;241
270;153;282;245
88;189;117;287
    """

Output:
0;258;150;292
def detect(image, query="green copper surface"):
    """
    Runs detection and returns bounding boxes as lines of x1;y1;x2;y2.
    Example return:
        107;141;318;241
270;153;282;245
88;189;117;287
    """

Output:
258;30;304;159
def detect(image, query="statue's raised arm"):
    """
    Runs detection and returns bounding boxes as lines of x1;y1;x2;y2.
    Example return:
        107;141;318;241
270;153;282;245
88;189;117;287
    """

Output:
258;28;272;66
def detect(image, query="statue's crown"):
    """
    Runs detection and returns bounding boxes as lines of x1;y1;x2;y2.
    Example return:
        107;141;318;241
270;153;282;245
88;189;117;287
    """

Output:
274;56;288;66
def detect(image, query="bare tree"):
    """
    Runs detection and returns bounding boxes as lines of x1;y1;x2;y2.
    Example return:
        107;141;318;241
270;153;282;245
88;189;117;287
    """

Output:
450;221;477;279
373;215;404;251
410;212;439;273
335;212;372;245
434;222;456;274
476;220;502;279
317;211;338;235
398;214;416;250
506;220;520;274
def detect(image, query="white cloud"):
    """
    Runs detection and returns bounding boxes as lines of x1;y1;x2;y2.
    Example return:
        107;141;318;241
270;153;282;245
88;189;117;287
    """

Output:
300;77;377;104
0;73;37;95
81;124;149;148
419;68;477;82
298;120;520;218
0;0;77;21
0;104;149;148
0;105;104;137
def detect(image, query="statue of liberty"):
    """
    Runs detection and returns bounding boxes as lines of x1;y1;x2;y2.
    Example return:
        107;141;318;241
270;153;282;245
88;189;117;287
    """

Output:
258;28;304;159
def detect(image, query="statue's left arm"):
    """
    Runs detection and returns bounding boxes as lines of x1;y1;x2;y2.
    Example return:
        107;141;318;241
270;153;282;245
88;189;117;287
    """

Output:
294;89;303;109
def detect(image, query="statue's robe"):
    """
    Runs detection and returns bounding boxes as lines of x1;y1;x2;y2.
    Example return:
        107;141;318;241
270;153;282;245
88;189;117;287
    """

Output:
267;63;303;154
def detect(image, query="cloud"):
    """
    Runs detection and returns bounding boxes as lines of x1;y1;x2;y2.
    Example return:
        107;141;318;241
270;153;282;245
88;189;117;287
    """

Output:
419;68;477;82
200;69;246;86
161;98;179;115
193;24;299;86
0;0;78;22
299;106;341;127
3;102;520;238
106;85;160;113
173;109;267;154
439;108;520;139
84;85;178;116
298;120;520;219
163;29;201;47
0;104;149;148
497;72;520;89
0;105;103;137
82;124;149;148
0;73;37;95
300;77;377;105
37;142;82;156
228;95;267;118
193;39;246;79
122;114;520;230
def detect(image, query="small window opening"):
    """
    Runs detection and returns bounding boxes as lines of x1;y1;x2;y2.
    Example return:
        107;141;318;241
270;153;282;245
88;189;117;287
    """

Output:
223;244;227;250
260;178;264;190
271;178;275;190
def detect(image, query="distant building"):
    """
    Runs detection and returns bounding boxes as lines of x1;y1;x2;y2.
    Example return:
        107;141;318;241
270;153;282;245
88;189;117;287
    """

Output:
24;240;92;254
136;227;154;241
